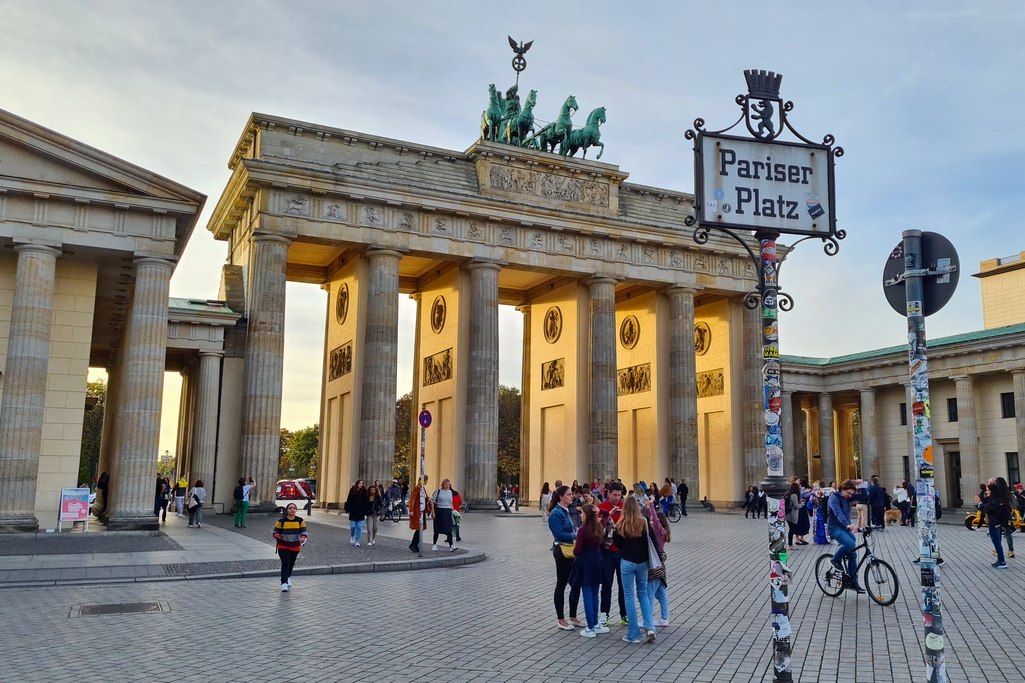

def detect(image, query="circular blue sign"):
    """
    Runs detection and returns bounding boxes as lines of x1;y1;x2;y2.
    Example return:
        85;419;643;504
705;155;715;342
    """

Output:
418;409;432;428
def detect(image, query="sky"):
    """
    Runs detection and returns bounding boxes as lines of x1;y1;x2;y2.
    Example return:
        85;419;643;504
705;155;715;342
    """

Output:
3;1;1025;454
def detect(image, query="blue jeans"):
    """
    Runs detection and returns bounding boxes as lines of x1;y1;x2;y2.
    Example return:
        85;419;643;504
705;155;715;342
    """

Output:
989;524;1005;564
350;520;365;543
830;526;858;579
581;583;599;630
647;578;669;620
621;559;654;640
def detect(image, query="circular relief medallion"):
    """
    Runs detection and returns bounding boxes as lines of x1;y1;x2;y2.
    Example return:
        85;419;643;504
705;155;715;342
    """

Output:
694;321;711;356
335;283;349;324
619;315;640;349
430;296;446;334
543;306;562;344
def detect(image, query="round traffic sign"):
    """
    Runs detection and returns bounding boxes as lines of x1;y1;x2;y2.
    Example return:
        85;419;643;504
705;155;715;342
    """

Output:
418;409;432;428
882;231;959;317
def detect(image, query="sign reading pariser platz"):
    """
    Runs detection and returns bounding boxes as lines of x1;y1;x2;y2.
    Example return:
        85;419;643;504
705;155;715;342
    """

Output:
697;133;835;236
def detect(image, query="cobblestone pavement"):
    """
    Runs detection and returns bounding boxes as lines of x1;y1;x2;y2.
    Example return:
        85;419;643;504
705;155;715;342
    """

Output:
2;510;1021;682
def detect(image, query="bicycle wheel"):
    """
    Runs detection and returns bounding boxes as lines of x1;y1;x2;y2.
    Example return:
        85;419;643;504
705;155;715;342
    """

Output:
815;554;845;597
964;514;977;530
864;559;899;606
668;506;682;523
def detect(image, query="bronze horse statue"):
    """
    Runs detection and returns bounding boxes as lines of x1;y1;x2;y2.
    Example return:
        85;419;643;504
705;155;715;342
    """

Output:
501;89;537;146
560;106;606;159
480;84;506;142
531;95;578;154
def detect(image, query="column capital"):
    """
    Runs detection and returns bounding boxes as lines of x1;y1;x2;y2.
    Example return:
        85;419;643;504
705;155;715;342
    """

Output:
366;247;404;260
586;274;619;287
818;392;833;399
859;387;876;396
515;304;531;314
251;232;294;247
198;350;224;359
951;374;974;384
466;260;504;273
13;243;62;258
666;285;698;297
133;256;175;272
1012;369;1025;378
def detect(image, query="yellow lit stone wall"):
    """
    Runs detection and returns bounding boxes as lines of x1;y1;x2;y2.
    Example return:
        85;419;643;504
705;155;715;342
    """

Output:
414;270;468;491
695;299;737;503
616;290;661;486
0;254;97;527
978;258;1025;329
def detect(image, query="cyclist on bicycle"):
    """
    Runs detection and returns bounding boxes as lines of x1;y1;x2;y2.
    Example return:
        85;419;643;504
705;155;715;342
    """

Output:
827;479;866;594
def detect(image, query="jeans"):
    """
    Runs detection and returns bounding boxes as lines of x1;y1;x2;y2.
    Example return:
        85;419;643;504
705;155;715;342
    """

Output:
552;547;581;620
366;514;379;542
647;578;669;620
350;520;365;543
234;500;250;527
830;526;858;579
600;550;626;618
581;583;600;630
1004;526;1015;553
621;559;654;640
175;497;184;515
990;524;1006;564
188;505;203;526
279;549;298;583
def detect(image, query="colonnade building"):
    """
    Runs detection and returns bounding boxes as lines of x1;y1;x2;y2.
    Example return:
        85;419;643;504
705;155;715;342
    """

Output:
0;107;1020;531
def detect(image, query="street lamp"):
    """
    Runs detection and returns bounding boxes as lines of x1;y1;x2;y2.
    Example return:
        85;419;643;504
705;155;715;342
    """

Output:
685;70;845;683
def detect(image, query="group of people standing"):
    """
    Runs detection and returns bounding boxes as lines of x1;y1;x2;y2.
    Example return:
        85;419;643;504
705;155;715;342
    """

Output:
547;481;671;643
540;477;690;523
979;476;1024;568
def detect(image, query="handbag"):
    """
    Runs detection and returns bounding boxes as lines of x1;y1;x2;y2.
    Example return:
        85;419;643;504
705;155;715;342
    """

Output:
188;493;200;510
645;522;663;570
557;542;575;559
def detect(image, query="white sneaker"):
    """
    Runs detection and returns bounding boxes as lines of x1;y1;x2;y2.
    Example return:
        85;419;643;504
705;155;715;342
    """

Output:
598;612;608;627
450;545;458;552
432;544;438;551
355;542;360;547
594;625;610;634
653;618;670;627
349;538;355;545
579;628;596;638
286;580;292;588
281;583;289;592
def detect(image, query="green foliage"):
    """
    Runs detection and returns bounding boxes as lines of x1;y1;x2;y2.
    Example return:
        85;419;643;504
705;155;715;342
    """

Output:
279;424;319;479
497;385;521;485
394;392;412;481
157;458;177;479
78;379;106;486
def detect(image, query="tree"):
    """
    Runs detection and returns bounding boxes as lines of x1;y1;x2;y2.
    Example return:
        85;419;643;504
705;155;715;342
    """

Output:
279;425;319;479
394;392;412;481
78;379;106;486
497;384;521;485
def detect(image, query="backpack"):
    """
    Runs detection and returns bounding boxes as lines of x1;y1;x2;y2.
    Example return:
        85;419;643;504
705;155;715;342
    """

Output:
233;484;244;501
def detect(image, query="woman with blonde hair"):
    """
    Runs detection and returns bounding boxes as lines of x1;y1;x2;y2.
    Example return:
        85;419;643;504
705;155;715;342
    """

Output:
612;495;656;644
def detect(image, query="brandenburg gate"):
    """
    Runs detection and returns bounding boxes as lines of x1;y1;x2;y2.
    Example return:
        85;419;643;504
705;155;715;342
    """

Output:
208;112;770;507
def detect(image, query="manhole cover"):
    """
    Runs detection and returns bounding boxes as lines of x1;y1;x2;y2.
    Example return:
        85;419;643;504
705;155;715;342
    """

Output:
71;601;170;618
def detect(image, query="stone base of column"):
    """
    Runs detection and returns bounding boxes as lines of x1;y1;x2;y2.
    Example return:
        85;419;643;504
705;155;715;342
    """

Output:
105;513;160;531
0;514;39;533
250;501;281;514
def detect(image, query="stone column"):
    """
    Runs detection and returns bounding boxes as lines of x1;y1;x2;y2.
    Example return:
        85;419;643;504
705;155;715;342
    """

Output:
239;233;292;506
859;388;878;479
106;257;173;530
0;244;61;532
954;375;980;497
793;401;809;482
667;287;698;500
1013;370;1025;465
743;303;764;487
358;249;401;484
781;390;795;482
190;352;223;489
818;393;836;484
587;276;618;481
464;262;501;505
517;304;532;503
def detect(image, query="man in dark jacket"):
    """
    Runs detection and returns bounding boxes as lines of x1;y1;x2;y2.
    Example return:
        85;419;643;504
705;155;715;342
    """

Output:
678;478;689;516
867;476;886;529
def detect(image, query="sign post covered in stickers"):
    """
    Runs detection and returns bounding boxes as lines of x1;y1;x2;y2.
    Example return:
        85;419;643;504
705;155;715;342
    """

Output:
883;230;959;683
687;70;845;683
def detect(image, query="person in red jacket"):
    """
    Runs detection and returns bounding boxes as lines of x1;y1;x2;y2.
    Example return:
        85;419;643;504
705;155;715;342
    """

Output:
451;488;463;542
597;482;627;627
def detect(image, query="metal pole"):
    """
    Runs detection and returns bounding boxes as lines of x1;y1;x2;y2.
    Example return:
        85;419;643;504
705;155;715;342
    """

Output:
902;229;946;683
418;421;427;558
757;230;793;683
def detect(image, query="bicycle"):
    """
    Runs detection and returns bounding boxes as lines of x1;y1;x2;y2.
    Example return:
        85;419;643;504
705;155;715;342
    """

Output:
380;499;406;523
814;526;900;606
666;503;683;523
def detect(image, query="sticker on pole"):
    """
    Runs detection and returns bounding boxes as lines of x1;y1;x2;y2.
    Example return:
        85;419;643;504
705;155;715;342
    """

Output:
418;410;432;429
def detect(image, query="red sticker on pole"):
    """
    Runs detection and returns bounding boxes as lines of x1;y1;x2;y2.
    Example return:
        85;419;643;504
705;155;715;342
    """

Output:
418;409;432;429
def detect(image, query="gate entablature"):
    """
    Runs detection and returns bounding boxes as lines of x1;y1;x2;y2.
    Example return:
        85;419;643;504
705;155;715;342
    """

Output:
208;113;759;294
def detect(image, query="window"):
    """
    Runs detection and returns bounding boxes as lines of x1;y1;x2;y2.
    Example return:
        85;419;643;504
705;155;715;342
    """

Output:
899;402;907;426
1001;392;1016;419
947;397;958;422
1008;453;1021;485
902;456;910;483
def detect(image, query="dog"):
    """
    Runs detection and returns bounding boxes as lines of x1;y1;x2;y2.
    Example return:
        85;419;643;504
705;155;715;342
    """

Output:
883;509;902;526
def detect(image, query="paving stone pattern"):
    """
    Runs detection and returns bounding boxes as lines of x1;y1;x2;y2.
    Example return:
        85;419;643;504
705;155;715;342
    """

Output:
1;511;1022;682
0;530;183;556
